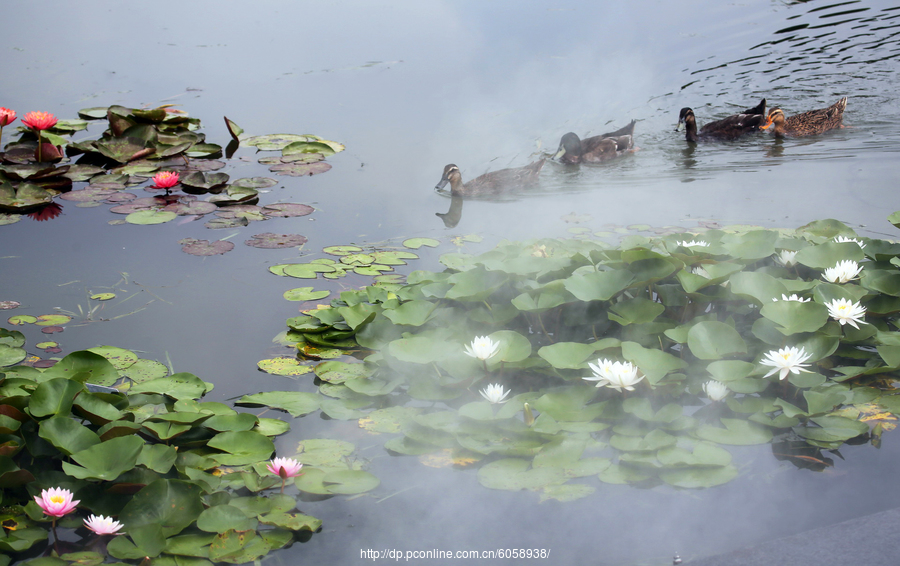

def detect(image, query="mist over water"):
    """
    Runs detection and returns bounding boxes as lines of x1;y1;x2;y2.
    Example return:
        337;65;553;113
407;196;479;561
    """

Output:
4;0;900;564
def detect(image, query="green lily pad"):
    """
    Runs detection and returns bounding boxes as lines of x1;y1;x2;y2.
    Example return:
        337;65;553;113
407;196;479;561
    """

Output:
126;209;177;225
257;357;312;376
403;237;440;249
283;287;331;302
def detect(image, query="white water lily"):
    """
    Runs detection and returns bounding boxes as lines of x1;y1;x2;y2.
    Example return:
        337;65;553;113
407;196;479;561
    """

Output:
479;383;510;404
464;336;500;361
583;358;644;392
760;346;813;380
679;240;709;248
772;294;810;302
691;266;710;278
774;250;798;267
702;380;729;402
826;298;868;329
823;260;863;284
834;235;866;249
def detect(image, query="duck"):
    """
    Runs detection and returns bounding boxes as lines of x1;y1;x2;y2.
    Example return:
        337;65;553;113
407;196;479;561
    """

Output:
434;159;545;197
553;120;637;164
760;97;847;137
676;98;767;142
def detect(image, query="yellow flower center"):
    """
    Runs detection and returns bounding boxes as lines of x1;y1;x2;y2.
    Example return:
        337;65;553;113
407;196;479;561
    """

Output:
50;495;64;504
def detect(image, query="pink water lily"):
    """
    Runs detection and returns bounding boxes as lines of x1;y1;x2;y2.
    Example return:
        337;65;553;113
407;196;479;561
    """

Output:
267;457;303;493
21;111;57;131
152;171;180;190
34;487;79;518
0;107;15;152
84;514;124;535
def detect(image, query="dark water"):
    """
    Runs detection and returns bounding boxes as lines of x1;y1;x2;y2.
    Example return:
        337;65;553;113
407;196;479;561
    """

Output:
3;0;900;564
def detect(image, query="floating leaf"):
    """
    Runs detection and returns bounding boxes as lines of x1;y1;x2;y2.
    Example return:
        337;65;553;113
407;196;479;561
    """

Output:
245;233;308;249
126;209;177;225
261;203;314;218
180;238;235;256
257;357;312;376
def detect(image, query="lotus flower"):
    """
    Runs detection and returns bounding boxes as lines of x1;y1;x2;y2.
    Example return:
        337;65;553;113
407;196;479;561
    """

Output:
21;111;57;162
583;358;644;392
267;457;303;493
774;250;798;267
826;298;867;329
151;171;180;192
34;487;79;518
702;380;729;401
0;107;15;150
84;514;124;535
760;346;812;380
479;383;510;404
823;260;862;284
464;336;500;361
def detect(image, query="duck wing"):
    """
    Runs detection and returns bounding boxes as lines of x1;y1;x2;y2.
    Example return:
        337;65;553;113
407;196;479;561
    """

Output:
785;97;847;135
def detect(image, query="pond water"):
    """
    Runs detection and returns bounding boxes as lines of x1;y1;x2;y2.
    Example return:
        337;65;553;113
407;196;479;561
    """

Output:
4;0;900;564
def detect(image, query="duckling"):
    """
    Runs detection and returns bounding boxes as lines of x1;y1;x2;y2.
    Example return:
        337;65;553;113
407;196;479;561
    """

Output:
761;97;847;137
676;98;766;142
434;159;545;197
554;120;636;164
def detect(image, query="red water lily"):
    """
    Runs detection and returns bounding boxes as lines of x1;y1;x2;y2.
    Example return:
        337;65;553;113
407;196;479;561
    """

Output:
0;107;15;151
151;171;180;192
21;111;57;131
0;107;15;127
21;111;58;162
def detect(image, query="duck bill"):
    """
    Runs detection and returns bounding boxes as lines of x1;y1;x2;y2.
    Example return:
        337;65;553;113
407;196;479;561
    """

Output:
435;178;449;190
760;119;773;131
675;120;684;132
552;146;566;160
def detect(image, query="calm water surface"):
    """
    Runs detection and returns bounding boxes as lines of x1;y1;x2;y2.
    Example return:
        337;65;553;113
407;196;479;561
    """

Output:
4;0;900;564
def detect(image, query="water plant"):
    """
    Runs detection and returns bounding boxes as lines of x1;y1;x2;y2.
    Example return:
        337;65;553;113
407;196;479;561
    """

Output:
0;338;379;564
274;217;900;499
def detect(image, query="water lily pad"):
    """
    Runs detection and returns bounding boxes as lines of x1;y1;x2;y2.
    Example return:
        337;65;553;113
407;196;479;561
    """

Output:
35;314;71;326
7;315;36;325
90;292;116;301
94;137;149;163
87;345;138;370
164;201;218;216
126;209;177;225
245;233;308;249
283;287;331;302
59;187;119;202
257;357;312;376
208;186;258;205
403;238;440;249
261;203;314;218
78;107;110;120
238;391;320;417
180;238;235;256
323;245;363;256
121;358;169;383
224;116;243;140
0;182;53;211
283;263;337;278
180;171;229;191
244;134;317;151
233;177;278;189
269;162;332;176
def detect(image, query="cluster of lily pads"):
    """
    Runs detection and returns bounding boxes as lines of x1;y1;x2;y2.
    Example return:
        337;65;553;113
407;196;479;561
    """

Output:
0;336;381;566
0;104;342;235
275;217;900;500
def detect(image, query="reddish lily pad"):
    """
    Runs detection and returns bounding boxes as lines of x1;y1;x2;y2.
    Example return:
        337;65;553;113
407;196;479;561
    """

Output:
0;301;20;310
180;238;235;256
245;233;308;249
41;326;64;334
261;203;314;218
183;159;226;172
105;192;137;203
60;187;119;202
164;201;218;216
268;162;332;177
233;177;278;189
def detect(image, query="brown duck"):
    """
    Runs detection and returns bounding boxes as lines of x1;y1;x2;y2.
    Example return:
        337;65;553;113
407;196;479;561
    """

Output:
676;98;766;142
553;120;636;164
761;97;847;137
434;159;545;197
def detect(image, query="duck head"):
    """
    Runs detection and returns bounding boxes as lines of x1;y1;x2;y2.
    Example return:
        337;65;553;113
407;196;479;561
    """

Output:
760;108;784;132
435;164;462;192
553;132;583;163
676;108;695;131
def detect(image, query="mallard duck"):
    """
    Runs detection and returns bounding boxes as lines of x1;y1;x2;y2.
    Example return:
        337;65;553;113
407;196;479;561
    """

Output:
761;97;847;137
676;98;766;142
553;120;636;164
434;159;545;197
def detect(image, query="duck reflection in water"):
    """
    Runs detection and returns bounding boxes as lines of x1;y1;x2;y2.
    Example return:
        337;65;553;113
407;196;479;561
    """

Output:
435;194;463;228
